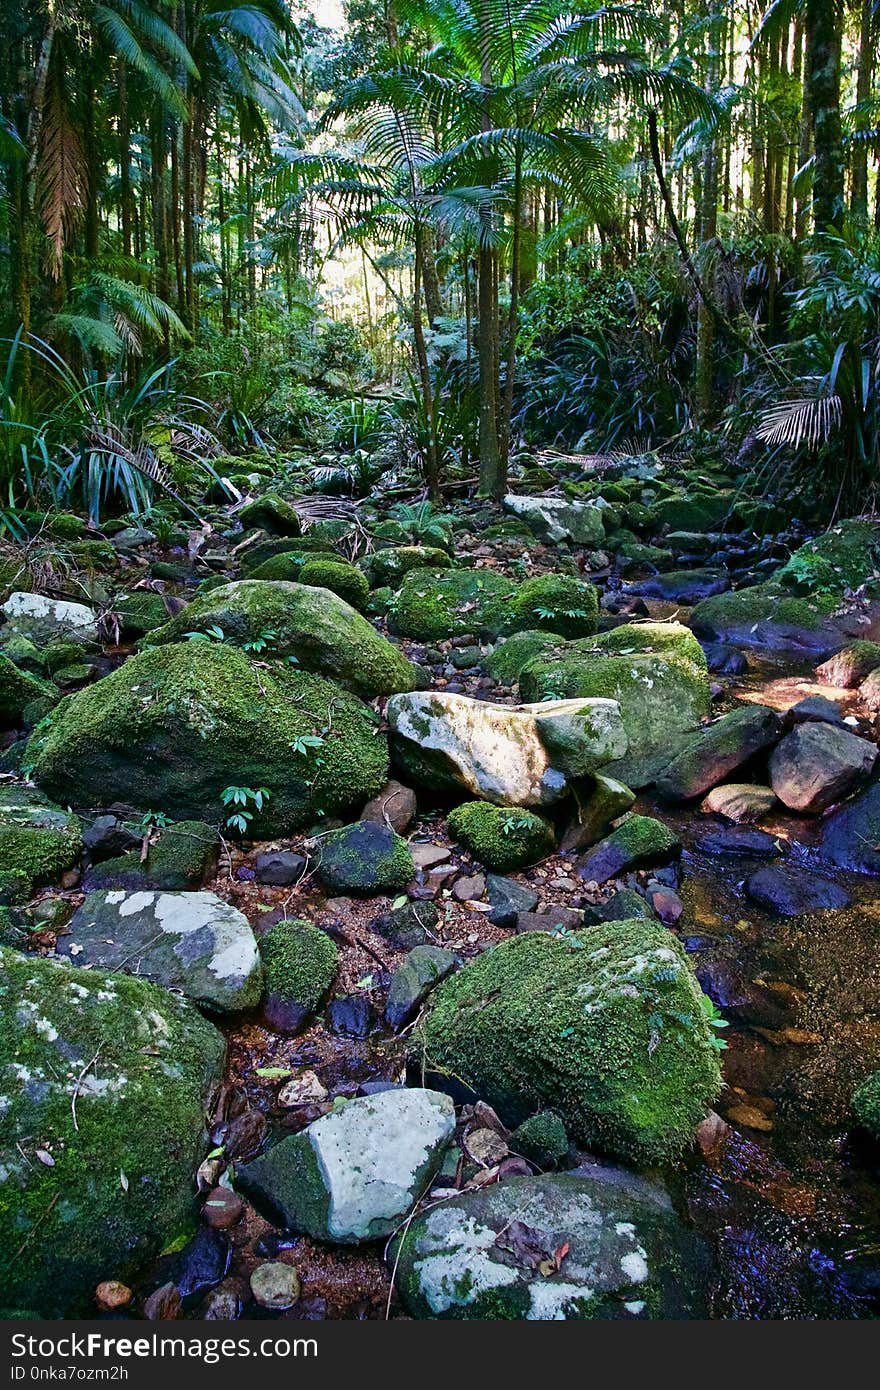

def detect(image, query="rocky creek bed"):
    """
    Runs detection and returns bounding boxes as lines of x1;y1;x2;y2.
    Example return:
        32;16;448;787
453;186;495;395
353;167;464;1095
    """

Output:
4;472;880;1319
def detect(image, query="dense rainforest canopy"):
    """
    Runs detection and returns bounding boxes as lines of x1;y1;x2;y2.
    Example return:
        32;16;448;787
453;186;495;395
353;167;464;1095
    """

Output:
1;0;879;519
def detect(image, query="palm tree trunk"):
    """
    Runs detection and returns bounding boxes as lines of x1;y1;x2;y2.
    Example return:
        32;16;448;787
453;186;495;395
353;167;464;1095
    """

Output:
805;0;844;232
852;0;874;220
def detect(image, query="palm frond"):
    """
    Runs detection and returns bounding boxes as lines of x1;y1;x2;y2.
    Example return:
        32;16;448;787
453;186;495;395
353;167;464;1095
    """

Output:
757;395;843;451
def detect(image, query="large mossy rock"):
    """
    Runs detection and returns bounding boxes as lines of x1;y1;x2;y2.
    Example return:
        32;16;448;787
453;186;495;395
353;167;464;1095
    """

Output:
505;575;599;639
0;592;98;648
0;652;57;728
519;622;710;787
0;947;225;1316
387;689;627;807
776;519;880;593
238;493;301;535
656;705;783;802
259;917;338;1033
418;922;721;1164
239;1088;454;1243
0;784;82;893
58;889;263;1013
365;546;451;589
315;820;414;896
690;582;845;658
390;568;516;641
447;801;556;871
25;643;389;835
148;581;418;699
390;1172;711;1319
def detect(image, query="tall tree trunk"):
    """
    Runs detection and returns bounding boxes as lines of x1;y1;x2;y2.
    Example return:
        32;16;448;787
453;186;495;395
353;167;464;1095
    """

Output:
805;0;844;232
476;0;504;498
696;0;723;424
412;226;439;499
119;59;132;258
852;0;874;220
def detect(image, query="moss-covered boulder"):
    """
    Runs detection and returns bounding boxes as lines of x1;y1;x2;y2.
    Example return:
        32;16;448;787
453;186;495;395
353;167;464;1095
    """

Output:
259;918;337;1033
147;580;418;699
315;820;414;896
417;922;722;1163
519;622;710;786
509;1111;569;1168
776;519;880;594
816;640;880;688
505;574;599;639
648;494;731;534
690;582;845;657
1;591;98;647
0;784;82;894
366;545;451;589
247;549;337;581
0;947;225;1316
486;630;559;684
114;591;174;638
0;652;57;727
447;802;555;871
26;643;389;836
390;1172;711;1319
576;814;680;885
298;559;369;611
390;568;516;641
238;493;301;536
656;705;783;802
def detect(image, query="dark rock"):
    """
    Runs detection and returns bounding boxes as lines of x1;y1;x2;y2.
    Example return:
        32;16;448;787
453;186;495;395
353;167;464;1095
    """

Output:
486;873;539;928
82;815;140;862
167;1227;231;1301
327;994;374;1037
577;815;680;886
745;865;851;917
82;821;221;892
385;946;457;1030
817;783;880;867
787;695;847;726
626;569;730;604
695;957;788;1027
202;1286;243;1319
645;883;684;924
768;723;877;814
702;643;748;675
587;889;654;922
372;900;440;949
315;820;414;896
254;850;306;886
694;827;779;857
657;705;783;802
202;1187;244;1230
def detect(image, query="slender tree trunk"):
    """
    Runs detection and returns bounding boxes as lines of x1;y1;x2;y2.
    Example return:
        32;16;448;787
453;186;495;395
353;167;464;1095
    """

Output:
412;227;439;499
696;0;723;424
852;0;874;220
119;60;132;258
805;0;844;232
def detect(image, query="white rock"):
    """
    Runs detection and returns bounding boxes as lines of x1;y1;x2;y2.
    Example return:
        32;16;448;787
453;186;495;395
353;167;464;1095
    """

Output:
1;591;97;642
387;690;627;807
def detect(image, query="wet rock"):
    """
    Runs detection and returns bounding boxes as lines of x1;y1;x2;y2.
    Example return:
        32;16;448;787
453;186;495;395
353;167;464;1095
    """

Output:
238;1089;455;1242
646;883;684;924
702;642;748;675
700;783;778;823
694;827;779;857
418;922;721;1163
815;641;880;688
250;1262;301;1310
202;1187;244;1229
626;569;730;604
327;995;373;1037
486;873;539;927
359;779;418;834
222;1108;267;1162
587;889;654;922
390;1172;711;1319
385;946;458;1030
59;889;262;1014
371;900;439;950
576;815;680;886
695;957;787;1027
254;850;306;886
657;705;783;802
315;821;414;896
768;723;877;813
465;1126;509;1167
859;667;880;713
144;1283;181;1321
167;1226;231;1300
387;689;626;808
745;865;850;917
726;1103;774;1132
0;947;225;1316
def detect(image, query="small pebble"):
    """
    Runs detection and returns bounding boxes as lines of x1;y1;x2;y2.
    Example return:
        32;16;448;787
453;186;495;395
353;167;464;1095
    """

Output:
278;1071;328;1107
202;1186;244;1230
95;1280;131;1311
250;1261;301;1310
